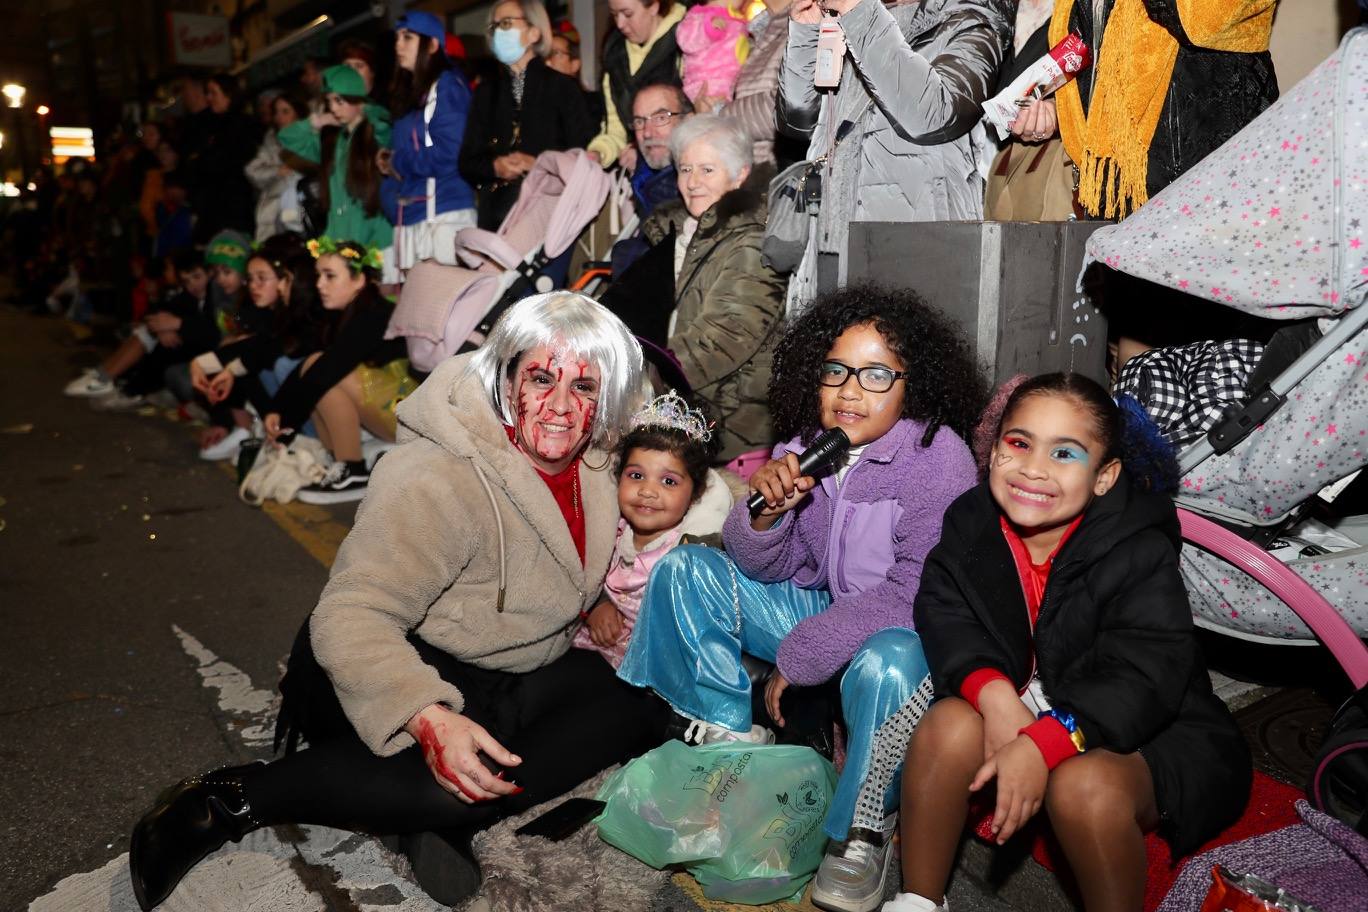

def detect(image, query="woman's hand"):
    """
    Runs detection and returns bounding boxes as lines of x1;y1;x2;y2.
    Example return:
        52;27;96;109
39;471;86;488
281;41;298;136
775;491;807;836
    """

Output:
748;453;816;530
263;412;288;443
792;0;823;25
1008;97;1058;143
819;0;862;16
494;154;534;182
207;371;235;405
190;359;213;396
585;598;625;648
617;145;639;174
375;148;395;177
970;735;1048;845
977;678;1036;760
310;110;339;130
406;704;524;803
693;82;724;115
764;670;791;728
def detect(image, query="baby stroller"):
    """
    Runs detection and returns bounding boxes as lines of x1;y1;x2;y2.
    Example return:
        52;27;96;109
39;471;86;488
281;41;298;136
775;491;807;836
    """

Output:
387;149;612;373
1085;28;1368;688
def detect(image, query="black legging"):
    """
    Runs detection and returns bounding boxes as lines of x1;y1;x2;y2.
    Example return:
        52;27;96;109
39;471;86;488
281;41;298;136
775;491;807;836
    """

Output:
241;618;668;835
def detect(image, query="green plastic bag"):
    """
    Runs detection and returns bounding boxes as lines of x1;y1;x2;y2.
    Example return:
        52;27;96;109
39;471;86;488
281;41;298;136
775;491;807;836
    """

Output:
594;741;837;904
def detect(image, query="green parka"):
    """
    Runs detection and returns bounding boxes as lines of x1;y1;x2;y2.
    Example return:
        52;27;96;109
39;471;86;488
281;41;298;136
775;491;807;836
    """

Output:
643;188;785;461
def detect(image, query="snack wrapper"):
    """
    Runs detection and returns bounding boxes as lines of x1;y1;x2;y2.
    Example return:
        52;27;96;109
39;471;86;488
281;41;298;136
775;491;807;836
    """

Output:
982;32;1091;140
1199;866;1322;912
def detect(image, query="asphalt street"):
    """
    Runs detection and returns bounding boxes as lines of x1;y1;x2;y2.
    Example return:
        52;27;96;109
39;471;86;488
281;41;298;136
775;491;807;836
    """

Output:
0;306;349;909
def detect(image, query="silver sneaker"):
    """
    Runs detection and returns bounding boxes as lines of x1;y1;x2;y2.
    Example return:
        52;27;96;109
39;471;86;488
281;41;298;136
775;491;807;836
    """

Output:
812;828;894;912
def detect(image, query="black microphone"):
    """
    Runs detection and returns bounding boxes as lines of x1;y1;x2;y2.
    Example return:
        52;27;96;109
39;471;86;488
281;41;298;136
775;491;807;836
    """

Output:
747;427;851;517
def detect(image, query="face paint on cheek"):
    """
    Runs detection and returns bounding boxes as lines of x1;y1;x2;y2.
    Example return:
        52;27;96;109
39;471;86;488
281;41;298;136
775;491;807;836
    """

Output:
993;450;1013;468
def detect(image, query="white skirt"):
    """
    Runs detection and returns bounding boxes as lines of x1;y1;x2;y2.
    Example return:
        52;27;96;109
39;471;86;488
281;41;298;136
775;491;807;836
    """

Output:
394;207;478;273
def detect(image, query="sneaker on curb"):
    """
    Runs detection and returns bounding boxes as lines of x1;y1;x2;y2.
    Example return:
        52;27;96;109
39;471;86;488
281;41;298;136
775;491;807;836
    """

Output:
143;389;179;409
89;389;146;412
199;426;253;462
812;828;896;912
64;370;114;398
681;719;775;746
297;462;370;504
361;437;398;469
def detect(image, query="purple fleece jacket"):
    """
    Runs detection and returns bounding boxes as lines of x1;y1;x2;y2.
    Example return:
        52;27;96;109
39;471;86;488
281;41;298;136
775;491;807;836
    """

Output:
723;419;976;686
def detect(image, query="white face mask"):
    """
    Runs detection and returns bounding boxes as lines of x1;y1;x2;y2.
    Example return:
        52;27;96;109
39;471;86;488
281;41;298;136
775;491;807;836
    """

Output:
491;26;527;65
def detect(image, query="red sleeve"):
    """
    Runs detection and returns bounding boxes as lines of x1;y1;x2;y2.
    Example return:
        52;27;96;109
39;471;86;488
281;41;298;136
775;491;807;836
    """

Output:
960;668;1012;713
1020;718;1081;770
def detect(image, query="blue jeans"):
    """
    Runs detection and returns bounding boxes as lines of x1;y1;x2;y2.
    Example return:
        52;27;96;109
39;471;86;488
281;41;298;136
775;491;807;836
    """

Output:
618;545;931;841
259;356;316;438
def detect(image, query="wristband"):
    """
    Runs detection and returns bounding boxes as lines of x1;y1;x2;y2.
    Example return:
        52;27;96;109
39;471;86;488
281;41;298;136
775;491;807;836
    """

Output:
1038;708;1086;753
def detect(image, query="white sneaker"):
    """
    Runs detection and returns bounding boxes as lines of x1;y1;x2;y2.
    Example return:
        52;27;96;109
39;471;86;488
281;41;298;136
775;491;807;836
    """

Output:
64;369;114;398
813;830;895;912
90;389;145;412
880;893;945;912
682;719;775;745
361;437;397;469
199;426;253;462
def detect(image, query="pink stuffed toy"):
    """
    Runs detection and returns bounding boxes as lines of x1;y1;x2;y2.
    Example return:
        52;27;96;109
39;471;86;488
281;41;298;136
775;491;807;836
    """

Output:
676;4;751;104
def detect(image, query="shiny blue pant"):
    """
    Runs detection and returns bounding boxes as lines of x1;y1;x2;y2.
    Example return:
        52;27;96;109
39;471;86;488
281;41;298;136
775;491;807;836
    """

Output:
618;545;930;841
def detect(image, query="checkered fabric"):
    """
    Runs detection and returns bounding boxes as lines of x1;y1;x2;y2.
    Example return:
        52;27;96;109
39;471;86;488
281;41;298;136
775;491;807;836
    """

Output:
1115;339;1265;448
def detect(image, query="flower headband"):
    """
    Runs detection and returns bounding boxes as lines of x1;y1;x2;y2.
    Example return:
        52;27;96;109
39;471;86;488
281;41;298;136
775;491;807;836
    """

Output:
306;236;383;273
629;390;712;442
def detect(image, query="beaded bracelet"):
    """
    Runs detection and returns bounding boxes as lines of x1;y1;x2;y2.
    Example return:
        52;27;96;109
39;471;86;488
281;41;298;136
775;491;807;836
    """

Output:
1039;708;1087;753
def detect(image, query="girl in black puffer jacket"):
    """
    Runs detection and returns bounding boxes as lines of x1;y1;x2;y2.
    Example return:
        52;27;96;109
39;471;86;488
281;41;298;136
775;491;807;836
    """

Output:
885;373;1249;912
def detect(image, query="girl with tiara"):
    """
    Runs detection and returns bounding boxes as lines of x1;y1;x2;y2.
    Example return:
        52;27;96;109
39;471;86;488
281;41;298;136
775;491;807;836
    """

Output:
575;391;734;668
884;373;1248;912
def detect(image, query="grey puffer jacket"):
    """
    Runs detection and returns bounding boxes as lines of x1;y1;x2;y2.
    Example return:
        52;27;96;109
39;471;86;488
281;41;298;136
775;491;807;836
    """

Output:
777;0;1012;283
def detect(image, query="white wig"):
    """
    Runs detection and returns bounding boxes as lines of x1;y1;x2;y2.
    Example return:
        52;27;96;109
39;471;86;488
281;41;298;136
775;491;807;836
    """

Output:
467;291;644;451
668;113;753;182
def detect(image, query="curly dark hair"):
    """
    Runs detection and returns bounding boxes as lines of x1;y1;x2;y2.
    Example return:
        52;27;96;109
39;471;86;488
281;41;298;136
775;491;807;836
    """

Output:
768;284;988;447
615;426;714;505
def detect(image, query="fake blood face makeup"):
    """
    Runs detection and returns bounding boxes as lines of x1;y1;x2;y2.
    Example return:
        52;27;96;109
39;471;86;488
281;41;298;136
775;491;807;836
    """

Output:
511;346;601;474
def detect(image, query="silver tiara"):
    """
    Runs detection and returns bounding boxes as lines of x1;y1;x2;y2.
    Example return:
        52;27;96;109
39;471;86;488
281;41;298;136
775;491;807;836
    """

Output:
630;390;712;442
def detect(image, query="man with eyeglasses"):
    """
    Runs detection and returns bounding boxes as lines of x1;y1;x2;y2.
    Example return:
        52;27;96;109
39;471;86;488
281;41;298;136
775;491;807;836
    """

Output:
625;83;692;219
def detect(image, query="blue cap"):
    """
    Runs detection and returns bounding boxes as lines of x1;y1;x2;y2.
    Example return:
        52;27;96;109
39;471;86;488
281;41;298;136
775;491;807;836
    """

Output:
396;11;446;44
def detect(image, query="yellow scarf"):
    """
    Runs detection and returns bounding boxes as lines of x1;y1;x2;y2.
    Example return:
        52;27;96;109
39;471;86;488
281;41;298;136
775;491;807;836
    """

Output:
1050;0;1276;219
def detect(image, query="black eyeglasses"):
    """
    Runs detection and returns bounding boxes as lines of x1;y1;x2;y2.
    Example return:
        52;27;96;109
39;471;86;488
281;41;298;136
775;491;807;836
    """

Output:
818;360;908;393
629;109;685;130
487;16;527;33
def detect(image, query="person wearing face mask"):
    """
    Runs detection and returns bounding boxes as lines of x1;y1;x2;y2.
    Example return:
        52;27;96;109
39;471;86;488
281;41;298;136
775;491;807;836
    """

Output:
587;0;686;171
458;0;595;229
278;65;395;256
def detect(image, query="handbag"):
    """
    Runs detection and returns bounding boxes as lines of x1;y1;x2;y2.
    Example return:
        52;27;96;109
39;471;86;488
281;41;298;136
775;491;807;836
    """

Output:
238;435;331;506
983;136;1081;222
762;98;874;274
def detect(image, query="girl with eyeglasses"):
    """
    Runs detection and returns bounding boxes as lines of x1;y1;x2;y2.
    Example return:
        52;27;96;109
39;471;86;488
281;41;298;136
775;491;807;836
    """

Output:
457;0;595;228
617;285;985;911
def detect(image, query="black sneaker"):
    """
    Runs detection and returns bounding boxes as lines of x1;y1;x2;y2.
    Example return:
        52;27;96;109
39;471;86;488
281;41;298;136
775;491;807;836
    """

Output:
297;461;370;504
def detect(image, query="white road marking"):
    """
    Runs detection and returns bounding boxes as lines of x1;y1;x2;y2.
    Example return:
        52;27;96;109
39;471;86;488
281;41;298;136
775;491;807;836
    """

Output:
172;625;278;747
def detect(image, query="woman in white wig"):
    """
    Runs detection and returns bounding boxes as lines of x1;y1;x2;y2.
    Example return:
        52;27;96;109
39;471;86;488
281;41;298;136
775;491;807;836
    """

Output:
129;292;662;910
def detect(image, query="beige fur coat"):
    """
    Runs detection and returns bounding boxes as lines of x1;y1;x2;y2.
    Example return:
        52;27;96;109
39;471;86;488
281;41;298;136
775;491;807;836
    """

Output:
309;353;619;756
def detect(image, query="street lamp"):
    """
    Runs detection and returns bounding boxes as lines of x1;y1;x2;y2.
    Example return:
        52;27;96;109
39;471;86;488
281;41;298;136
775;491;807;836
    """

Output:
35;104;49;117
2;84;25;108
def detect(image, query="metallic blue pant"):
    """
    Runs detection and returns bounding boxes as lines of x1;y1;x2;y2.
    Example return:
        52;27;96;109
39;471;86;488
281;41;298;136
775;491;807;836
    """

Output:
617;545;930;841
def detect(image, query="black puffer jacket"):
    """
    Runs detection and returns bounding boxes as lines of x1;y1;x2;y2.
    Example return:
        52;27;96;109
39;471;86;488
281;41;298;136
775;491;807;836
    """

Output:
1065;0;1278;201
914;478;1250;854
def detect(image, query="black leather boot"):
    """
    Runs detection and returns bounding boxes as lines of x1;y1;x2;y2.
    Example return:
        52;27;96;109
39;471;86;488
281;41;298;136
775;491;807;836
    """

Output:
128;762;266;910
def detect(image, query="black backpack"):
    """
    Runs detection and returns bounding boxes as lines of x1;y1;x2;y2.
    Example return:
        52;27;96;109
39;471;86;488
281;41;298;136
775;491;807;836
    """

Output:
1309;684;1368;835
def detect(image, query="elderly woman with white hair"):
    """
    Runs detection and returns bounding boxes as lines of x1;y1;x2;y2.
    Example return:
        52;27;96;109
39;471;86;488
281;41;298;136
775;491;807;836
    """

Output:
605;113;785;462
128;293;666;910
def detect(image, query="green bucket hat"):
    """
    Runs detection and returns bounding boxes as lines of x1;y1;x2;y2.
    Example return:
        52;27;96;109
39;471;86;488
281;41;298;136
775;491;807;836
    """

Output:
205;229;251;274
322;64;367;99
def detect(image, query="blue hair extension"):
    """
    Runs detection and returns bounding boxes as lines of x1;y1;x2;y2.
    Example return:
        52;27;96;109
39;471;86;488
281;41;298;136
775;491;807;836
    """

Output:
1115;394;1180;494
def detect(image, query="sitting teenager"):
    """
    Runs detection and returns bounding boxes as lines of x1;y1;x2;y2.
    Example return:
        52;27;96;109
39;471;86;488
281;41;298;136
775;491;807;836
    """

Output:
128;292;667;911
190;233;321;460
261;237;411;504
63;247;220;409
886;374;1249;912
617;285;985;912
